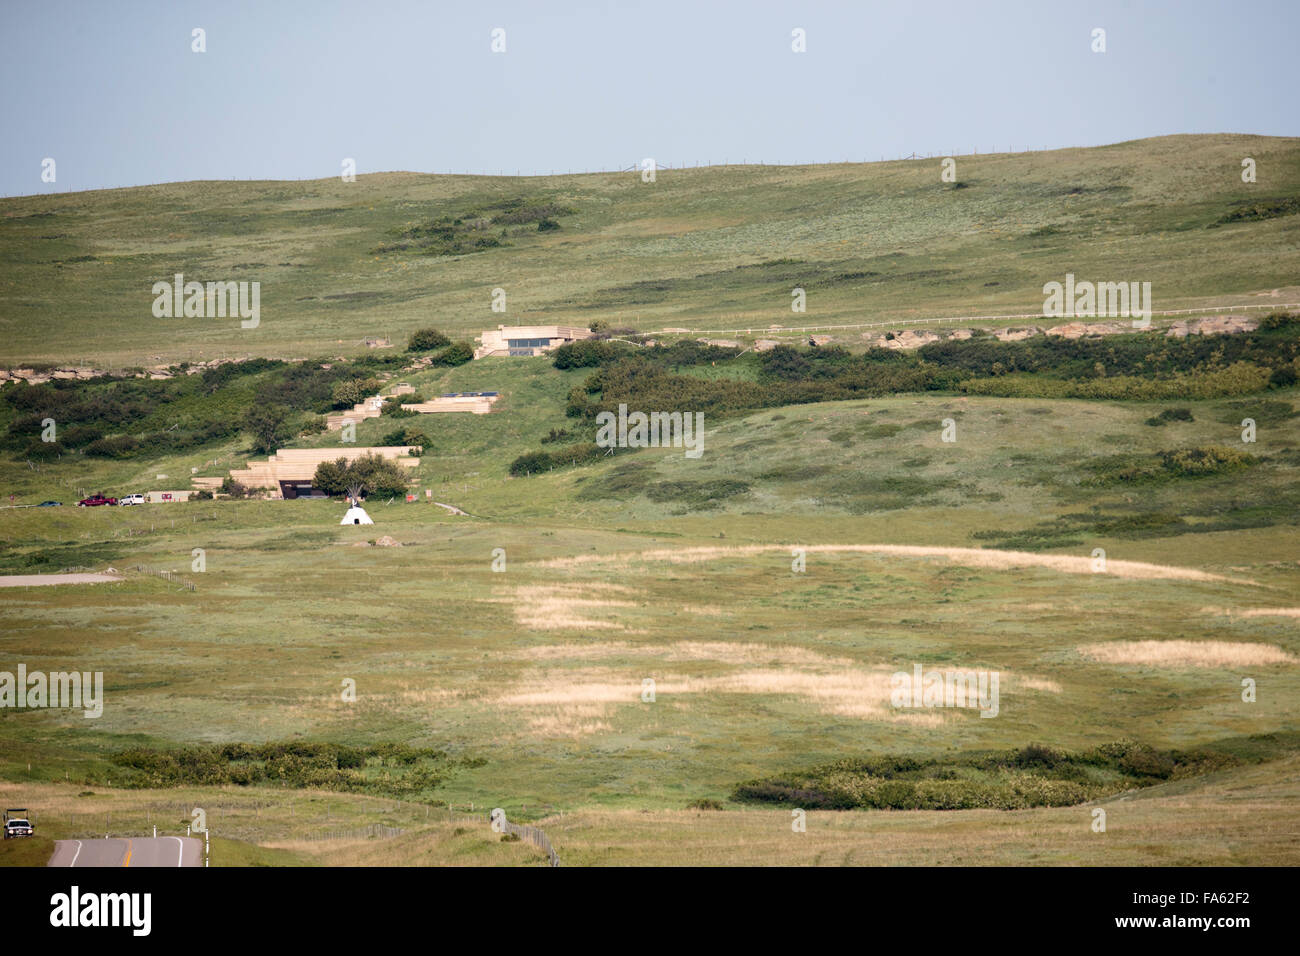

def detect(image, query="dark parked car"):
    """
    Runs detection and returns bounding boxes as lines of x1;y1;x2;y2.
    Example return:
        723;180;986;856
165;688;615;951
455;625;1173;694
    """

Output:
37;500;62;507
77;494;117;507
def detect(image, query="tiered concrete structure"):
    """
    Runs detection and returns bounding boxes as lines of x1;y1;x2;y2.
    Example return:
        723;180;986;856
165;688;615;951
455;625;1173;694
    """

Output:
325;395;386;431
400;392;500;415
473;325;593;358
201;446;420;498
325;390;500;430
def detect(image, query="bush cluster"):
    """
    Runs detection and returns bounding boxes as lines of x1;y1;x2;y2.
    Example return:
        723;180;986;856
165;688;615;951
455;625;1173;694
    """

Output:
107;742;479;797
313;453;412;498
508;442;606;476
731;741;1240;811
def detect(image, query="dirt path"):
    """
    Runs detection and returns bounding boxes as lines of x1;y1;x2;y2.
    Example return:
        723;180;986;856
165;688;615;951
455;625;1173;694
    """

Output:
0;572;123;588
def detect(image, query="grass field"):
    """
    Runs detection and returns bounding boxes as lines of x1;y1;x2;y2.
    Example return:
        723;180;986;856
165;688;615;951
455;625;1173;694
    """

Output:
2;135;1298;866
2;381;1298;863
2;134;1299;367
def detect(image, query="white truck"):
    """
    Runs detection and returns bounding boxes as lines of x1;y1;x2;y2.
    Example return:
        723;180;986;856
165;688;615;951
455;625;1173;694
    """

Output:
3;809;33;839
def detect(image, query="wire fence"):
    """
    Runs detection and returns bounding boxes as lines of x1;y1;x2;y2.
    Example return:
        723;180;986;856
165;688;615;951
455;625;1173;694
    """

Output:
499;819;561;867
54;800;561;866
127;565;197;591
55;564;196;591
301;822;405;843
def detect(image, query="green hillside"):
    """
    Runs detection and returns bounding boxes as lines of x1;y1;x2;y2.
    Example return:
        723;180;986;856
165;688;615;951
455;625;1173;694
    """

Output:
2;133;1299;867
2;134;1298;367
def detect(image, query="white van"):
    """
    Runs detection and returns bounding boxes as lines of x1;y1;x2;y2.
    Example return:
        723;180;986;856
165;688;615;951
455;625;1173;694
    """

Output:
118;494;146;506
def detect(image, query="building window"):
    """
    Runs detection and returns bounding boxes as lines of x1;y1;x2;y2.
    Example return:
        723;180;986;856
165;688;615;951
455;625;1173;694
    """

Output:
506;337;552;349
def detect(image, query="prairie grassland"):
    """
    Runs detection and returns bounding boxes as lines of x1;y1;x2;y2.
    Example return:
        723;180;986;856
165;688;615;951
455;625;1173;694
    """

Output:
535;754;1300;866
2;391;1298;785
5;754;1296;866
3;207;1300;863
0;779;540;867
2;134;1299;365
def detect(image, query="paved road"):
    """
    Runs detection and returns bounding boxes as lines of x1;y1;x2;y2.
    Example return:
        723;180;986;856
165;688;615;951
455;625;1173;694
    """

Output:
0;572;123;588
49;837;202;867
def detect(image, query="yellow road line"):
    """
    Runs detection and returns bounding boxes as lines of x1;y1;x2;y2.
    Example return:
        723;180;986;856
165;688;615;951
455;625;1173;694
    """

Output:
122;839;132;867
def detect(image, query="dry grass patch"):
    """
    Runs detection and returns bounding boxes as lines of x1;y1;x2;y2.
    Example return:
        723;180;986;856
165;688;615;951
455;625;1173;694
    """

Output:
535;544;1242;583
509;640;858;668
1202;606;1300;619
1077;640;1296;669
491;583;640;632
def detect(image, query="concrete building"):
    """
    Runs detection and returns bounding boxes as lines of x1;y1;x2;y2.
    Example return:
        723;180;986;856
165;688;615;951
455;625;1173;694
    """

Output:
196;446;421;499
325;390;499;430
144;490;198;503
473;324;593;359
401;392;499;414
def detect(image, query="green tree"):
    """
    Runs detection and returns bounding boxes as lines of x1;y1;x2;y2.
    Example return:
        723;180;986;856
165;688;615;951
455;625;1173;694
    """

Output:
243;404;293;454
331;378;380;409
430;341;474;367
348;453;411;498
312;453;410;498
381;427;430;450
407;328;451;352
312;457;351;496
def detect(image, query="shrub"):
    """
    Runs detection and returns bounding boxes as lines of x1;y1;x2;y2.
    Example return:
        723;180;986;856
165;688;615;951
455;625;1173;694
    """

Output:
1117;745;1176;779
1270;365;1298;388
221;477;250;499
731;741;1243;811
84;435;140;458
1144;407;1194;426
331;378;380;409
552;340;623;369
509;451;553;476
430;342;474;367
23;440;63;460
313;453;410;498
60;425;104;448
687;798;724;810
1159;445;1255;478
1013;744;1061;769
381;427;430;449
536;217;560;231
407;328;451;352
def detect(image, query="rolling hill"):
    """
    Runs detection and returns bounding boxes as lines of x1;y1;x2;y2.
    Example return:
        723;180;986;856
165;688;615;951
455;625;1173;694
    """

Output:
2;134;1298;367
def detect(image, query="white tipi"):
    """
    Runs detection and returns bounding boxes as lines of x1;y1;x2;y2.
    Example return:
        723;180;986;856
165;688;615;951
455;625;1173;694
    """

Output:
340;484;374;525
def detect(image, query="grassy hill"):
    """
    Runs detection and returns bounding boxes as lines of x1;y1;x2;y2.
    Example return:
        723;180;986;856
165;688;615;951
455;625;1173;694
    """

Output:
2;134;1299;367
2;133;1298;867
1;385;1297;818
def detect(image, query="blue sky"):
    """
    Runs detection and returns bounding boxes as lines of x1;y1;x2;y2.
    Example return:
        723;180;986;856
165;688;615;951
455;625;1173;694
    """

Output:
1;0;1295;196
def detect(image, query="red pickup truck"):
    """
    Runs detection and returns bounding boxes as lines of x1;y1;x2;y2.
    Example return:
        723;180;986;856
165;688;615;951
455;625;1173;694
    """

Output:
77;494;118;507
